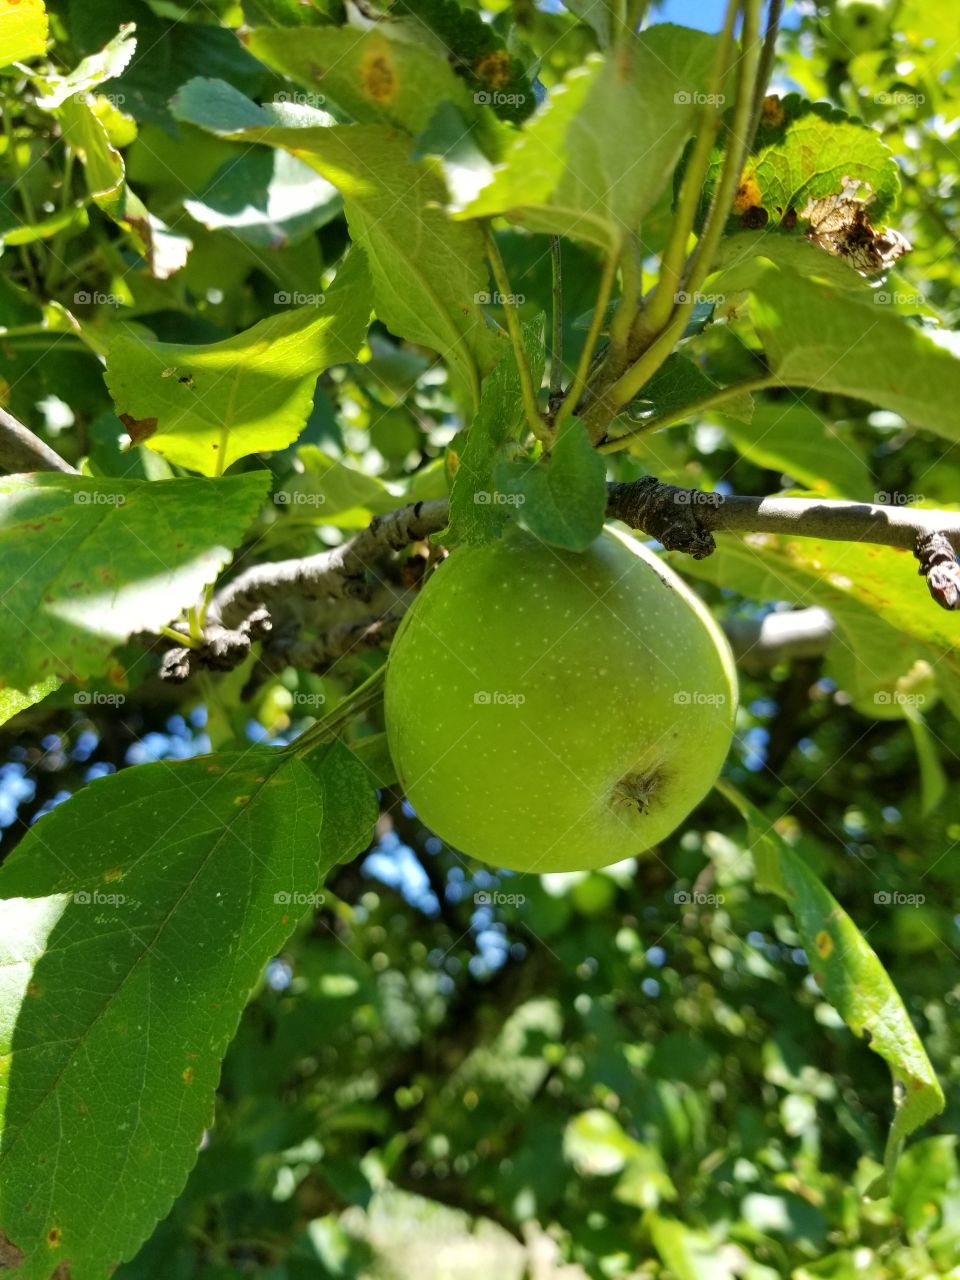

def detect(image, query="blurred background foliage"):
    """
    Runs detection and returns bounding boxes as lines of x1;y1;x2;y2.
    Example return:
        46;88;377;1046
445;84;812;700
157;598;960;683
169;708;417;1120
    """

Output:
2;0;960;1275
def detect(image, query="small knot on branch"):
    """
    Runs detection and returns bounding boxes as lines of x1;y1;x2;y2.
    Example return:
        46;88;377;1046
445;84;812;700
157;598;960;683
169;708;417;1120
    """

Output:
916;531;960;610
606;477;717;558
159;608;273;682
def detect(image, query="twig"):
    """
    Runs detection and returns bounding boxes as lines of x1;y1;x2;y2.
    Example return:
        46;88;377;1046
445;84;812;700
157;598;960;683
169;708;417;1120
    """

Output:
915;532;960;611
210;499;448;631
482;225;547;443
597;375;776;452
0;407;78;474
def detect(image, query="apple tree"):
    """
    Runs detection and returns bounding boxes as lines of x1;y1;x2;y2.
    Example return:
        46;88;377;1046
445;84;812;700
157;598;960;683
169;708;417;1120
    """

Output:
1;0;959;1275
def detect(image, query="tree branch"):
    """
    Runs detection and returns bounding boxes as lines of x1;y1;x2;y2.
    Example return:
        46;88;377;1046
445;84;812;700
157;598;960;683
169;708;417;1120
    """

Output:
0;407;78;475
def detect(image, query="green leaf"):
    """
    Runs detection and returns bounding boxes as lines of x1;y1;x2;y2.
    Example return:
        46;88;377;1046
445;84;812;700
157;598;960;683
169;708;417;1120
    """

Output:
718;399;872;499
183;148;342;248
0;0;47;67
718;782;944;1191
447;316;546;544
57;93;126;218
494;417;606;552
0;677;60;728
33;22;136;110
458;25;721;252
650;1215;739;1280
743;94;901;221
0;471;268;691
620;352;754;431
0;739;378;1280
746;262;960;441
104;251;371;474
282;446;396;526
558;0;615;48
170;79;504;413
679;532;960;718
246;25;483;134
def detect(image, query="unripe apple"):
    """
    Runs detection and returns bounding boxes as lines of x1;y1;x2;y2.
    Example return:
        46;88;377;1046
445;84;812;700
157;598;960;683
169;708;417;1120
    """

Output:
385;525;737;873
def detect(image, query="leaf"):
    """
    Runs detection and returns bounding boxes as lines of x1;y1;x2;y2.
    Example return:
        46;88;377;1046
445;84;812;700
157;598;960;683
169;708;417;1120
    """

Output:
0;739;378;1279
282;446;396;526
58;93;126;218
170;79;504;413
679;533;960;718
494;417;606;552
620;352;754;430
0;677;60;728
458;25;722;252
0;471;268;690
104;251;371;474
718;399;872;499
33;22;136;110
246;25;483;134
746;262;960;440
718;782;944;1191
183;147;342;248
447;316;546;544
559;0;615;48
650;1215;739;1280
0;0;47;67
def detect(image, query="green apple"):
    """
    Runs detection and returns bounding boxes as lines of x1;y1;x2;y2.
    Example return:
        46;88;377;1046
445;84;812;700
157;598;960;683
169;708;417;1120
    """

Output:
385;525;737;873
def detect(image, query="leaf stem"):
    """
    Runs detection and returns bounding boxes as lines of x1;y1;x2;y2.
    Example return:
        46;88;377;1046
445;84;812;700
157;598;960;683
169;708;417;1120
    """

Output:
633;0;739;343
597;375;776;453
555;248;619;435
288;665;387;759
159;624;201;650
549;235;564;398
601;0;764;417
483;224;548;444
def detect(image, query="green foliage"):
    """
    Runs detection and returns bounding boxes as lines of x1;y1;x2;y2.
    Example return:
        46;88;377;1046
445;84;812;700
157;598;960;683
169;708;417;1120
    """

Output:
1;0;960;1275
